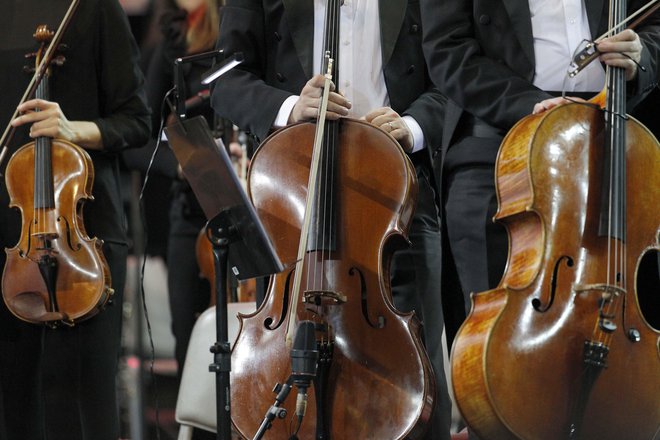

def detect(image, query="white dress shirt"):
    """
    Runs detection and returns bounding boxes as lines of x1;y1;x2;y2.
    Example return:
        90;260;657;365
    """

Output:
530;0;606;92
274;0;425;152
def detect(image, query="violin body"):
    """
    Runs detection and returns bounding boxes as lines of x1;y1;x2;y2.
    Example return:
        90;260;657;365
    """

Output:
230;119;435;439
2;138;113;325
451;103;660;439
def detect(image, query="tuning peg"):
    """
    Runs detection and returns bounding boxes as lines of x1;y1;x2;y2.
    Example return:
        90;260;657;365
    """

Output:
52;55;66;66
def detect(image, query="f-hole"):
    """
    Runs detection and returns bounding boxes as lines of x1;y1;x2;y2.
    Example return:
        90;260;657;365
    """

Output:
533;255;574;312
636;247;660;331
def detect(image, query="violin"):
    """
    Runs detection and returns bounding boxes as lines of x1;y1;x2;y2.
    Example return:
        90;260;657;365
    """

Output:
450;1;660;438
228;0;435;438
1;15;113;326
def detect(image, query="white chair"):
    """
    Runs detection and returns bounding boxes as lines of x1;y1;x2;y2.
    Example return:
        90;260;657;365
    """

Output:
176;302;256;440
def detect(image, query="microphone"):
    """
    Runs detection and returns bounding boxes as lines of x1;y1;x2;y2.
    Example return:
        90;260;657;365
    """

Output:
290;320;318;418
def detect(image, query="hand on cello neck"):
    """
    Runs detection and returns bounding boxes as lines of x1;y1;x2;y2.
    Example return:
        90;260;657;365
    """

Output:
287;74;351;124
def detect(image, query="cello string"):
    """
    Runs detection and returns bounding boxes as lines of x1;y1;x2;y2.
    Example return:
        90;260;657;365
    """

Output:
595;0;658;41
612;0;627;346
599;0;628;346
314;0;340;298
326;0;339;297
285;50;334;346
328;0;340;295
600;0;618;345
308;0;335;301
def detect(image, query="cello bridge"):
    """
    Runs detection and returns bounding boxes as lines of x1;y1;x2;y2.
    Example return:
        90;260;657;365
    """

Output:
574;283;625;300
303;290;347;306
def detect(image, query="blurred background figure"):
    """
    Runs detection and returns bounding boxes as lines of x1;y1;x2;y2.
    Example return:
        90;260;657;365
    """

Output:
0;1;150;439
123;0;248;438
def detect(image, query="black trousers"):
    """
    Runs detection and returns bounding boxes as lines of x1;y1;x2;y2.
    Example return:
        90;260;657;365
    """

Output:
0;241;127;440
166;186;211;374
441;136;509;346
391;161;452;440
440;136;509;440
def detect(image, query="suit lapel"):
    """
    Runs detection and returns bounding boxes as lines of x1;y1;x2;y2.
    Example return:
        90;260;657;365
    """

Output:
379;0;407;68
502;0;535;66
586;0;606;38
283;0;314;78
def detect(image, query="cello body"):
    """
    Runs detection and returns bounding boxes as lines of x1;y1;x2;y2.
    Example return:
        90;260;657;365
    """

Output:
451;103;660;439
230;119;435;439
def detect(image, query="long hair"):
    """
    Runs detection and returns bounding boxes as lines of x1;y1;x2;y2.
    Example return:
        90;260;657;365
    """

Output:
186;0;220;54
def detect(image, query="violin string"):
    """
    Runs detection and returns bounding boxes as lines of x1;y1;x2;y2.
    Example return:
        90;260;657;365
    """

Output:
35;75;44;239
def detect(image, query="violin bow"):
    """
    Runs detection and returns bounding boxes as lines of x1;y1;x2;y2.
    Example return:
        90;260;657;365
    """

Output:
0;0;81;170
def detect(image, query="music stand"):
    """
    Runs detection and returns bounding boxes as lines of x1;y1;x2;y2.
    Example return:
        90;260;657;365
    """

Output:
165;116;283;440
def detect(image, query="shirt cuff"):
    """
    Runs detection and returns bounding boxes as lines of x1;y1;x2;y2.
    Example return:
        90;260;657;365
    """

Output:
402;115;424;153
274;95;300;128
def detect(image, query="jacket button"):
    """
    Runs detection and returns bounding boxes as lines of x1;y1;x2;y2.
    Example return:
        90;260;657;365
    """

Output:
479;15;491;25
407;65;416;74
410;24;419;34
274;31;282;41
276;73;286;82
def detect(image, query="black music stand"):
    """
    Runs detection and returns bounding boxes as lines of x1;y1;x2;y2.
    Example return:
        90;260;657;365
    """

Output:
165;116;283;440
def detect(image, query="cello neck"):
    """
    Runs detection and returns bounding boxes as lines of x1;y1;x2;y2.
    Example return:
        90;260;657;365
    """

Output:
285;0;344;346
598;0;628;241
306;0;343;253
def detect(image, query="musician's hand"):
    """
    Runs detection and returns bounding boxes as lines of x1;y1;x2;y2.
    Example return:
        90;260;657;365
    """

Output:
532;96;587;114
364;107;414;153
288;74;351;124
12;99;103;150
597;29;643;81
228;141;243;159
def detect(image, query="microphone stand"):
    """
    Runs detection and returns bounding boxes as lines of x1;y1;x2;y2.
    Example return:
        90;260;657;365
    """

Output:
252;376;294;440
205;218;235;440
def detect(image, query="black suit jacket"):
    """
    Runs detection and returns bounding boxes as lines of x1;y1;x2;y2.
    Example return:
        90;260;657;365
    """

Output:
211;0;445;162
421;0;660;159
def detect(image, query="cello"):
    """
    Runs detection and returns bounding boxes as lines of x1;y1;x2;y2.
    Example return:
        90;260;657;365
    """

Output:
229;0;435;438
450;1;660;439
1;4;113;326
